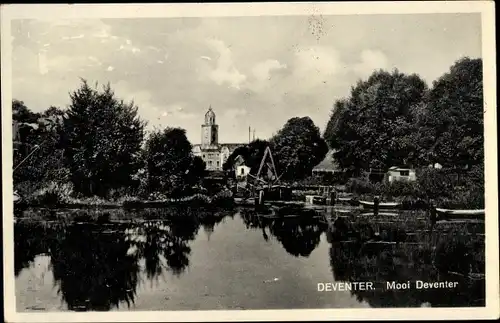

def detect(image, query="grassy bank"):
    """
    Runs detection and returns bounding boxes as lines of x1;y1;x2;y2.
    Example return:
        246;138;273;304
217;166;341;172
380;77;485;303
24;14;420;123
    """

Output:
14;181;235;210
341;167;485;209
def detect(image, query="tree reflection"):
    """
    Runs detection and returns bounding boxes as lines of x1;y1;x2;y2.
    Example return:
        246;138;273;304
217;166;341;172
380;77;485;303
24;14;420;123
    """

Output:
14;221;51;276
240;209;328;257
15;208;236;312
328;221;486;307
49;223;140;311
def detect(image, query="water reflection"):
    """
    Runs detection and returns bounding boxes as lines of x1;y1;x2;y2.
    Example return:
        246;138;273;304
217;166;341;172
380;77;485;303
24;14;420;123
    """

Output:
240;208;328;257
50;223;140;311
14;207;231;311
14;207;485;311
14;221;50;276
328;215;486;307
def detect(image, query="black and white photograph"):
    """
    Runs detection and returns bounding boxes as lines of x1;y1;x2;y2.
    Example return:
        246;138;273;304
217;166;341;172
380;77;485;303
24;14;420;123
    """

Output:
2;2;498;322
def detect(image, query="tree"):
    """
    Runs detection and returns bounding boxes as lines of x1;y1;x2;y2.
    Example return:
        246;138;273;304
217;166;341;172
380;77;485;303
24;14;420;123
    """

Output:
12;100;41;124
186;156;206;186
324;70;428;174
323;99;348;146
62;80;146;197
419;57;483;168
13;101;68;187
143;127;201;197
223;139;270;175
270;117;328;180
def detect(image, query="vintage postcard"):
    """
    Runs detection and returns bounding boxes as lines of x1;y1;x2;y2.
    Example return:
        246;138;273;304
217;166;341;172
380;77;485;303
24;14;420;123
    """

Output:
1;2;498;322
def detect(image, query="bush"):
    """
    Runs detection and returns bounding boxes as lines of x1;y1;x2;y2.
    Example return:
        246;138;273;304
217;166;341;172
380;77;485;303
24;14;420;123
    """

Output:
416;168;455;200
14;181;43;200
380;180;421;199
29;182;73;205
345;178;378;195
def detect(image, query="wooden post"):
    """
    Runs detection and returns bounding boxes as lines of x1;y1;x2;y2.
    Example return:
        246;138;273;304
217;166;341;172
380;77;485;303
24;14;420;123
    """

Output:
259;190;265;205
373;196;380;216
429;200;437;235
329;190;336;206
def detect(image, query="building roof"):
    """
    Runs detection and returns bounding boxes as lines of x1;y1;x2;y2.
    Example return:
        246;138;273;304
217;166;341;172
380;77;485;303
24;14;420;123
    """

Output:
313;150;341;171
388;165;414;171
221;143;245;150
192;143;245;151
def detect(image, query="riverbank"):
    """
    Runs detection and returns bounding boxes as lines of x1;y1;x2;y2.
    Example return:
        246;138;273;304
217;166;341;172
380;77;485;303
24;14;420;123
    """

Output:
14;165;484;211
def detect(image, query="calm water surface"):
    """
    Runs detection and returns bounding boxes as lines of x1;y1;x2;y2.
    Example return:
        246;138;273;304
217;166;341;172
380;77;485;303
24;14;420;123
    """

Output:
14;207;485;311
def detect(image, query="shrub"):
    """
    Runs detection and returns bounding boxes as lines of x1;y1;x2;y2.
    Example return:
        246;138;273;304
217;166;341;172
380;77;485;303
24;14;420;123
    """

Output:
416;168;455;200
29;182;73;205
345;178;378;195
380;180;421;199
14;181;43;200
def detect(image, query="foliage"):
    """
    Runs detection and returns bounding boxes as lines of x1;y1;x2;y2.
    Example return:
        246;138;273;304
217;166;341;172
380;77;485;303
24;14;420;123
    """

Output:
345;177;378;195
343;165;484;209
13;101;69;187
62;80;146;197
270;117;328;180
418;58;483;168
188;156;207;185
323;99;348;147
28;182;74;206
143;127;205;197
415;168;455;200
324;70;428;174
222;139;270;174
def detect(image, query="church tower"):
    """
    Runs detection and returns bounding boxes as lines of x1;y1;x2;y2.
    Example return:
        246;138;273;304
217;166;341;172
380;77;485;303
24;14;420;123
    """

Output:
201;106;218;147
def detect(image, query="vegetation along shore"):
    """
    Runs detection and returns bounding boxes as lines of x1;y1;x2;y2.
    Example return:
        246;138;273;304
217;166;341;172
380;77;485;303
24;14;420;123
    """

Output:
13;57;484;212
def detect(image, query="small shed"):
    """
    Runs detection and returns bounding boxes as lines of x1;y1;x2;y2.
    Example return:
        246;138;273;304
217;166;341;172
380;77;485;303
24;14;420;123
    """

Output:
387;166;417;182
232;155;251;180
236;165;251;179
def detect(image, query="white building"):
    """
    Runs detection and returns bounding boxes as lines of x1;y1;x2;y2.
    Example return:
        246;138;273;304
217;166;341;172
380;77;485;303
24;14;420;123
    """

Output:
192;106;244;171
387;166;417;182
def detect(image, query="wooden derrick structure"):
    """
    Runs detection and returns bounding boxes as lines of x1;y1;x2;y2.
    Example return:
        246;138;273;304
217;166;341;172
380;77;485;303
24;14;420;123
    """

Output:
245;147;291;204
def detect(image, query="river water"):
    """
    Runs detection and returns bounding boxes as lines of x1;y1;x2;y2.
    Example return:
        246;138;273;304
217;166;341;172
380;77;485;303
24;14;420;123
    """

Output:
14;206;485;311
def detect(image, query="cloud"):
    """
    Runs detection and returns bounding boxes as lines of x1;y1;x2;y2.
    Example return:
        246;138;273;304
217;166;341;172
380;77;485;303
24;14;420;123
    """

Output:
223;108;247;119
37;51;49;75
106;65;114;72
353;49;389;77
204;38;247;90
294;46;344;76
11;15;482;144
290;45;347;92
252;59;287;82
62;34;85;40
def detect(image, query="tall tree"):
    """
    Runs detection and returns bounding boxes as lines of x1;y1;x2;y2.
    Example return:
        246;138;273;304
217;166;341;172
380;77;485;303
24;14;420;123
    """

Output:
63;80;146;197
324;70;428;174
419;57;483;168
143;127;202;197
271;117;328;180
323;99;348;146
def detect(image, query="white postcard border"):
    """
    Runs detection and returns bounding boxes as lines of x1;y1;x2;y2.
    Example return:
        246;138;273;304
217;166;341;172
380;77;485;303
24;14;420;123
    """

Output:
1;1;498;321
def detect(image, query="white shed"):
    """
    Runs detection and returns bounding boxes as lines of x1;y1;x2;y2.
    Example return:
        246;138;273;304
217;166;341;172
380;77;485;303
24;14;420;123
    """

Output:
236;165;251;179
387;166;417;182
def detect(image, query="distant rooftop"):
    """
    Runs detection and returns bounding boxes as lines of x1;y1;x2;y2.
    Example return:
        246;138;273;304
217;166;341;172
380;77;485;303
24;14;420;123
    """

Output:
313;150;341;171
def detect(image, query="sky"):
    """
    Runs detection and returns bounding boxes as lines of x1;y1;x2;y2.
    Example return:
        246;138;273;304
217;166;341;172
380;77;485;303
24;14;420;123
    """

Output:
11;13;482;144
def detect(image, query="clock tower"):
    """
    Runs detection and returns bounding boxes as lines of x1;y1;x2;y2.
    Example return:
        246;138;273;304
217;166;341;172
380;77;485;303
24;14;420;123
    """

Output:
201;106;218;148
